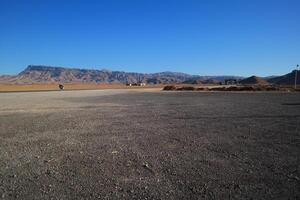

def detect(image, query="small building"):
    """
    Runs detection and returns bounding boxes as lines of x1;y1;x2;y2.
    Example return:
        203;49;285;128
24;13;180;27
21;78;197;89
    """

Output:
224;79;238;85
126;82;146;86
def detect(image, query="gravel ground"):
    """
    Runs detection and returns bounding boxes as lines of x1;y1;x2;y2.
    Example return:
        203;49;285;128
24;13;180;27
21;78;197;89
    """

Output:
0;90;299;199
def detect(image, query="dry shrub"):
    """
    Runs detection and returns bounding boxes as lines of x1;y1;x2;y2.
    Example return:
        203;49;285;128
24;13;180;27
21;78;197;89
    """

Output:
265;86;278;91
196;87;208;91
226;86;239;91
239;86;255;91
163;85;177;90
209;87;226;91
255;87;263;91
176;86;195;91
279;88;291;92
210;86;256;91
163;85;289;92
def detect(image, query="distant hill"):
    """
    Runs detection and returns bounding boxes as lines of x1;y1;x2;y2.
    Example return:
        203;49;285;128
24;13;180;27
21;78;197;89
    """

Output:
183;76;243;84
0;65;243;84
183;78;221;85
239;76;269;85
263;75;279;80
268;70;300;85
0;75;19;83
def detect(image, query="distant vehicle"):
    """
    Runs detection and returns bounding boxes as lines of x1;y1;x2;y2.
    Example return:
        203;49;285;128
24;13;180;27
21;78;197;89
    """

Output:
59;84;64;90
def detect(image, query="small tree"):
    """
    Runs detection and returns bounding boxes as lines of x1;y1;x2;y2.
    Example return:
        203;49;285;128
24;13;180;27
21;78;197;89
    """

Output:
59;84;64;90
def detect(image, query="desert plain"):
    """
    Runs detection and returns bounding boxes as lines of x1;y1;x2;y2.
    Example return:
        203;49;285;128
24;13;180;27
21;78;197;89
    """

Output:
0;89;299;199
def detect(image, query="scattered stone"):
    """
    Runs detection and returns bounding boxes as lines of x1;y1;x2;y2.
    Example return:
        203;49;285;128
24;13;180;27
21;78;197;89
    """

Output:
143;162;150;168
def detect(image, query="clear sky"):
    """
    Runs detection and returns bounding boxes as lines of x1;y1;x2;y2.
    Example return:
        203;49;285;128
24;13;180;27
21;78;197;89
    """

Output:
0;0;299;76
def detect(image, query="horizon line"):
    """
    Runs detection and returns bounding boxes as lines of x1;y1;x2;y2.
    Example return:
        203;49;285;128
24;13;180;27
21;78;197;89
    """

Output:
0;64;298;77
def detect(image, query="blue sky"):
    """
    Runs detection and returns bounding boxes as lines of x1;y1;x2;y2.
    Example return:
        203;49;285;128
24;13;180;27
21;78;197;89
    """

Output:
0;0;299;76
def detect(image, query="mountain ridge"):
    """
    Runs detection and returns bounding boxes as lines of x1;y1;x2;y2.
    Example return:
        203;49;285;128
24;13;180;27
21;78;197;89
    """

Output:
0;65;242;84
0;65;298;85
239;76;269;85
268;70;300;85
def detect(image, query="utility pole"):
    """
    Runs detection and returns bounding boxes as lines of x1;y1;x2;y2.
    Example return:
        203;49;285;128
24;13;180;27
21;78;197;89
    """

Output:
295;64;299;89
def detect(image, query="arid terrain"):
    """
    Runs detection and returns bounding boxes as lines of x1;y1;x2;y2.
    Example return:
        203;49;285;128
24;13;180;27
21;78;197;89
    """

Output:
0;89;299;199
0;83;163;92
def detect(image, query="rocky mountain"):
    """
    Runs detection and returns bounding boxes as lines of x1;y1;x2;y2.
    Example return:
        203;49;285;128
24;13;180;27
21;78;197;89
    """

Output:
0;75;19;83
0;65;242;84
268;70;300;85
239;76;269;85
183;79;221;85
183;76;243;84
1;65;299;86
16;65;147;84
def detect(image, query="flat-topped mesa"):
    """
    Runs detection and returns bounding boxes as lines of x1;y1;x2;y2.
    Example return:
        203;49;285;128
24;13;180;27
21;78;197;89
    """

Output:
21;65;78;73
21;65;123;75
15;65;200;84
26;65;56;71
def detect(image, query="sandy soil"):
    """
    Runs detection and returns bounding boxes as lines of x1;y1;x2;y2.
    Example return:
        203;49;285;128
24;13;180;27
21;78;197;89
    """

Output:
0;90;299;199
0;83;164;92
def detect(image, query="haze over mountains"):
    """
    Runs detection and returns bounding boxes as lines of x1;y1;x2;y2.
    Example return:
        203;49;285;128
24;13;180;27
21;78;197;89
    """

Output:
0;65;299;85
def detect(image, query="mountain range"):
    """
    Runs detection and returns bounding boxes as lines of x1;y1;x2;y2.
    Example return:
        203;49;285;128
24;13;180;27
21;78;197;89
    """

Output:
0;65;299;85
0;65;243;84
